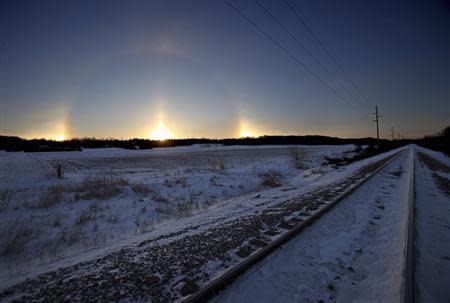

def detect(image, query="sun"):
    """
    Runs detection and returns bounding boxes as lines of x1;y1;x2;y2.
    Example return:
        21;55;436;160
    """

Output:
53;134;66;141
238;119;260;138
150;122;174;141
240;129;255;138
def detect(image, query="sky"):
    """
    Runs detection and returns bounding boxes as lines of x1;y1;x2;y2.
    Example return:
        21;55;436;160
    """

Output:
1;0;449;140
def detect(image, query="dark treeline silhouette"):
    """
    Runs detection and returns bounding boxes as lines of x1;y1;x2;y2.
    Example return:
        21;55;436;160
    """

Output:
0;126;448;155
416;126;450;156
0;135;396;152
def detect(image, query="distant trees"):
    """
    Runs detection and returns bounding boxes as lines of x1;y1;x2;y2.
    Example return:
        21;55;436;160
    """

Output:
1;135;387;152
418;126;450;156
0;127;448;156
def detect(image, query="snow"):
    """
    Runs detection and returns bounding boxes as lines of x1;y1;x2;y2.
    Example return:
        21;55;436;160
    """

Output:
1;144;446;302
212;147;413;303
0;147;406;301
0;144;408;291
414;147;450;302
0;145;357;286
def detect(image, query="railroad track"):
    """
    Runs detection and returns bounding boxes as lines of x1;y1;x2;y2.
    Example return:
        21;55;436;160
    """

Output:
1;149;416;303
404;147;415;303
183;148;417;303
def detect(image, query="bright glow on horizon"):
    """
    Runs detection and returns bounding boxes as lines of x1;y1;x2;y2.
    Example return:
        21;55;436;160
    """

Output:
239;118;260;138
239;128;255;138
53;134;66;141
149;122;174;140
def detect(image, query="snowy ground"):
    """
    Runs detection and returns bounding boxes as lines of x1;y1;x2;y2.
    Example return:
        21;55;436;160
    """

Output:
0;145;355;284
415;147;450;302
212;147;413;303
0;146;404;301
3;145;446;303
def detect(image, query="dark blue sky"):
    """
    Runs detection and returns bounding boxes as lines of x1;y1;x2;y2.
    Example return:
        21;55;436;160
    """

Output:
1;0;449;139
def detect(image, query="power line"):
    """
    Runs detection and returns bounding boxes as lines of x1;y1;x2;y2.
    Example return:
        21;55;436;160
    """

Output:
284;0;403;136
283;0;372;107
256;0;368;114
223;0;370;120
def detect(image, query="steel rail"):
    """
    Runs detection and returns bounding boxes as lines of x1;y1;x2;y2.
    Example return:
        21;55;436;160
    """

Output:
182;150;405;303
403;147;415;303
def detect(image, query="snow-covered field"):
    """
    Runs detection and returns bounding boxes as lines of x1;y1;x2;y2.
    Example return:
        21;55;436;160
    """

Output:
0;144;355;281
1;144;447;302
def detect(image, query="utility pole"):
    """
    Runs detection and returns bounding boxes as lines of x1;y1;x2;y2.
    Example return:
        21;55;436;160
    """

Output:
372;106;382;140
391;126;395;141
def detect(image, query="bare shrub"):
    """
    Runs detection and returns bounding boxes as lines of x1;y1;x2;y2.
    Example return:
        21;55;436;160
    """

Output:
209;157;226;171
290;147;307;169
155;206;173;216
0;221;35;257
74;210;94;226
131;183;150;195
140;206;147;214
210;176;223;187
163;179;173;188
176;201;194;218
106;215;119;225
35;185;64;208
0;189;12;212
151;191;168;203
174;178;187;188
73;173;128;200
259;170;283;187
59;226;83;246
202;197;216;211
183;167;193;174
53;216;62;227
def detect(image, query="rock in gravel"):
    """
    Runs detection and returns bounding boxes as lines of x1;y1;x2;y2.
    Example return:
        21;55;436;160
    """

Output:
176;278;199;297
249;238;268;248
278;221;294;230
236;246;254;258
264;230;279;237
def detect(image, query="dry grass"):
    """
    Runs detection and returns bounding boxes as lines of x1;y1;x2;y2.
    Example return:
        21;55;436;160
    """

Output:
53;216;62;227
131;183;150;195
209;158;226;171
74;210;95;226
59;226;83;246
0;221;36;257
202;197;216;211
176;201;194;218
106;215;119;225
174;178;187;188
290;147;307;169
152;191;168;203
73;173;128;201
259;170;283;187
0;189;13;212
35;185;64;208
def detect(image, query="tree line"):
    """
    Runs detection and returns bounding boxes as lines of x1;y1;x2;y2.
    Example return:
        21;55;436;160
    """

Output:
0;126;448;156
